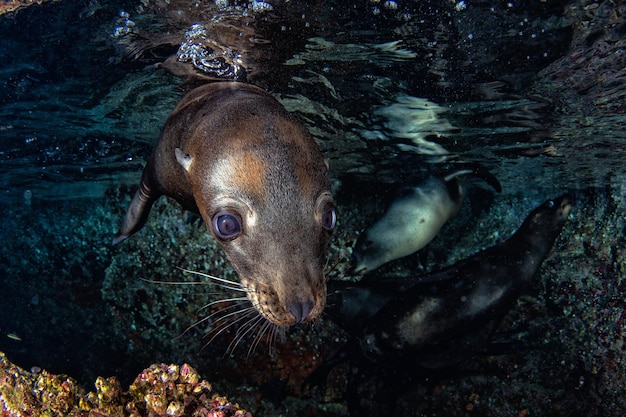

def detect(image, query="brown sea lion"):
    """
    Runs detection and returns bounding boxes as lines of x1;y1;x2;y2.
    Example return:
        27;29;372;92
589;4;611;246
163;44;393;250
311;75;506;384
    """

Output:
114;81;336;327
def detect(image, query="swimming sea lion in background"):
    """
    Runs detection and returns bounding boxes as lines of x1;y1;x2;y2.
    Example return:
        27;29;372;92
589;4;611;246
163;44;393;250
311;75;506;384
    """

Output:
351;165;501;274
310;195;572;414
114;81;337;327
356;194;570;365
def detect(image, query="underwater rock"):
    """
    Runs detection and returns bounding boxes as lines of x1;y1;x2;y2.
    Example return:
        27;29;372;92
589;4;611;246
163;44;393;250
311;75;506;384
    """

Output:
0;351;252;417
535;0;626;115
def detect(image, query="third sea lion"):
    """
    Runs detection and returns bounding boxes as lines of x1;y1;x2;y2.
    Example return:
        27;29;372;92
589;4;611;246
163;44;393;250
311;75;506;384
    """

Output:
309;195;572;414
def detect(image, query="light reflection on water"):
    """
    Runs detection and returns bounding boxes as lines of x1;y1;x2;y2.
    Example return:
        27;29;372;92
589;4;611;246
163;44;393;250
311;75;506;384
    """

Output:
1;0;623;204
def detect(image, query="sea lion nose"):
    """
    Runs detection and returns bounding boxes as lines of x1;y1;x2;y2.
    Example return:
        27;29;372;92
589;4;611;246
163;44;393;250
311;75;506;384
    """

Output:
288;299;314;323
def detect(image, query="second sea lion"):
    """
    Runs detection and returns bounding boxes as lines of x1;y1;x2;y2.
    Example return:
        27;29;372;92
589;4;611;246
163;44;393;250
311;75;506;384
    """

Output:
351;165;501;274
114;82;336;327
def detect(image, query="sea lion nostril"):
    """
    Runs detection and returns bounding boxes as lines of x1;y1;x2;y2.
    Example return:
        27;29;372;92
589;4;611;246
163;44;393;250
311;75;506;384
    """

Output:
289;299;314;323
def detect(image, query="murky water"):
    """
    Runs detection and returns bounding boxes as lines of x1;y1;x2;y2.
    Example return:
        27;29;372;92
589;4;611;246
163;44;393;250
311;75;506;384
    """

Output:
1;0;625;415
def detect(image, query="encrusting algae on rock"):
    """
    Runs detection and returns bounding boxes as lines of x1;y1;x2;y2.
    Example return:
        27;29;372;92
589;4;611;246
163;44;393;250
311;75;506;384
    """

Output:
0;0;58;16
0;351;252;417
124;363;251;417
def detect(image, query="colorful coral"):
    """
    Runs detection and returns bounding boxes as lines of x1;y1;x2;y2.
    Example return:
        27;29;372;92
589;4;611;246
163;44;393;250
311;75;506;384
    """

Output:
0;0;58;16
0;352;251;417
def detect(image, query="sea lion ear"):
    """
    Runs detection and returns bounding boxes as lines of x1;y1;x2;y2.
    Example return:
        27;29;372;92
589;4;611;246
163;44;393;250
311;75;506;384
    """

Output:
324;159;330;170
175;148;193;172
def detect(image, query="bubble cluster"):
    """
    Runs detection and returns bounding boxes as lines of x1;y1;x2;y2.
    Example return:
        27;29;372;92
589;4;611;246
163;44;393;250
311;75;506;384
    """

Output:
250;0;273;13
177;24;246;80
112;10;135;38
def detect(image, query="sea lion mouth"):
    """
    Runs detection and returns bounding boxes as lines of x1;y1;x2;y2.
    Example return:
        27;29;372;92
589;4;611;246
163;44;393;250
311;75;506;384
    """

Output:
559;196;573;218
542;194;572;228
243;279;326;327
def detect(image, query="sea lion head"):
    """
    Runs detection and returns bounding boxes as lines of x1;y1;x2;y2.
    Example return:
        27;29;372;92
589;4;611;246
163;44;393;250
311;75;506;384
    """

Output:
516;194;572;252
176;103;335;327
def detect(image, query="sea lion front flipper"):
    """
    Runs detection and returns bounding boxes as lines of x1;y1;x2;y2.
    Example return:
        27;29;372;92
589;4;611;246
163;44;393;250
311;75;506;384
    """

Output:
113;163;160;245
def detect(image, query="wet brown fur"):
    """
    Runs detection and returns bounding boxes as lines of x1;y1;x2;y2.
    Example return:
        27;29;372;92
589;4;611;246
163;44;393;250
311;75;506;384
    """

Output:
115;82;334;327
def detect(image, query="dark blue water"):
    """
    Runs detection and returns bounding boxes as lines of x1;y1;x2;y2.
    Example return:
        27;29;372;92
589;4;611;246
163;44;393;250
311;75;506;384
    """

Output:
1;0;625;415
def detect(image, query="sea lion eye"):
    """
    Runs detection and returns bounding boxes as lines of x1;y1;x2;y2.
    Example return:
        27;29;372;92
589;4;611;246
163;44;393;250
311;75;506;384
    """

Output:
212;212;242;240
321;207;337;231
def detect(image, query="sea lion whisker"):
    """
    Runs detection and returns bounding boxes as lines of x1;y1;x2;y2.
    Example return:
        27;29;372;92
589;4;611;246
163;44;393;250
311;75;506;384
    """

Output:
177;301;251;339
264;323;279;354
227;315;265;356
176;305;239;339
270;321;285;343
139;277;237;299
247;319;271;358
138;277;213;286
206;304;257;331
202;308;258;349
204;303;256;326
141;277;244;307
233;313;264;339
159;272;245;293
329;257;343;274
323;256;344;280
253;319;279;357
177;267;246;292
196;297;249;314
266;322;285;353
175;314;213;340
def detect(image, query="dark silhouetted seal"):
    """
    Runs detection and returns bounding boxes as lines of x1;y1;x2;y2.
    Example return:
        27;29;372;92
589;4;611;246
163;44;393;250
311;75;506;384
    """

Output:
114;82;336;327
351;165;501;274
309;195;572;415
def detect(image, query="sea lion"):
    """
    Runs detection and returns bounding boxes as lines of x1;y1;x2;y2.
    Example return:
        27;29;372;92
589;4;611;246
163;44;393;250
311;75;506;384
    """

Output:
114;81;336;327
309;195;572;414
351;165;501;274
